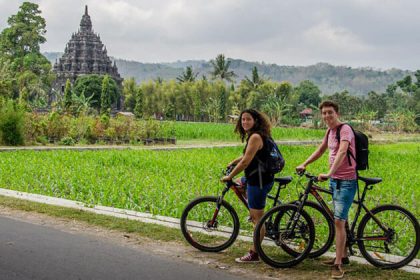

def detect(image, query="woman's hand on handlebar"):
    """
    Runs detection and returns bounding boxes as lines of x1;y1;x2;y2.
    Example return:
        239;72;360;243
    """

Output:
220;175;233;183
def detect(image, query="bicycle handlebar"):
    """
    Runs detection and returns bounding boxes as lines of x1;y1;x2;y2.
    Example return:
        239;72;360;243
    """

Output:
296;170;319;183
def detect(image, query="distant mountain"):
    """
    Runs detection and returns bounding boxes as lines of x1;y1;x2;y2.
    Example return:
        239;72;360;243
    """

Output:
44;52;411;95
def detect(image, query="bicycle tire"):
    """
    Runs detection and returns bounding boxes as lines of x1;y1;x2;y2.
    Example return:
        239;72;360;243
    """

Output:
180;196;240;252
357;204;420;269
254;204;315;268
287;201;335;258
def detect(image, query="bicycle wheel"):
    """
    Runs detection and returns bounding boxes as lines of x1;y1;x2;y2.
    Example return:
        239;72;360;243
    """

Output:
357;204;420;269
180;196;240;252
289;201;335;258
254;204;315;268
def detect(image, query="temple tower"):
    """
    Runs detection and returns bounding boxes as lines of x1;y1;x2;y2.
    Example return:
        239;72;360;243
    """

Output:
52;6;122;106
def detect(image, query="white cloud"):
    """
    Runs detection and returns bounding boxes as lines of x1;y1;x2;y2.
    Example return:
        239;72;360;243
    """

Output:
303;21;372;53
1;0;419;70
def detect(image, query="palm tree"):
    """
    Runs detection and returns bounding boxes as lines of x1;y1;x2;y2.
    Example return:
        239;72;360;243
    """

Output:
177;66;199;83
210;54;236;82
244;66;264;90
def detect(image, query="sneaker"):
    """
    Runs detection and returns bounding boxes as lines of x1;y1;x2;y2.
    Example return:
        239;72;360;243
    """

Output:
235;250;260;263
331;264;344;279
322;257;350;266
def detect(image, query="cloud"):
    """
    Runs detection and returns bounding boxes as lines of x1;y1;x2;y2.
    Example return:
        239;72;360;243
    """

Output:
303;21;372;53
1;0;419;70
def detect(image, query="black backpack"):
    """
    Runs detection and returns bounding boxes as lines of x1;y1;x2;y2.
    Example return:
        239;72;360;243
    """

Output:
334;124;369;170
254;137;285;175
249;137;285;188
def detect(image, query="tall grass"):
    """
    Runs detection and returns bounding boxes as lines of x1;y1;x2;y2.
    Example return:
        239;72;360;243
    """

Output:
174;121;325;141
0;143;418;221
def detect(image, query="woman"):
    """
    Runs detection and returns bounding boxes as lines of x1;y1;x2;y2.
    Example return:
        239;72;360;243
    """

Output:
221;108;274;263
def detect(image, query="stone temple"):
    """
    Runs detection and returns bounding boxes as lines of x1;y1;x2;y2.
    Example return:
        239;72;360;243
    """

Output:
52;6;122;105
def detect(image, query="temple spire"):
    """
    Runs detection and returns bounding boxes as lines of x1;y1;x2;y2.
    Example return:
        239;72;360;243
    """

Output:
80;5;92;32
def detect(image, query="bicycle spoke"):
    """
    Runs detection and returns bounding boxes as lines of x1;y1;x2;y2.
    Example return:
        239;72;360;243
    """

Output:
358;205;420;268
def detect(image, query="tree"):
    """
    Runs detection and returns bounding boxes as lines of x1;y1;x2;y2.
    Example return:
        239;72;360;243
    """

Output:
210;54;236;82
295;80;321;107
63;79;72;110
0;2;53;103
122;78;137;111
0;58;14;98
100;75;112;115
177;66;198;83
73;74;119;111
243;66;264;90
134;88;144;118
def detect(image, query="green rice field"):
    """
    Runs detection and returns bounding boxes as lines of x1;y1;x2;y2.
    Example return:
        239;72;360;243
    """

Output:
0;143;418;221
174;122;325;141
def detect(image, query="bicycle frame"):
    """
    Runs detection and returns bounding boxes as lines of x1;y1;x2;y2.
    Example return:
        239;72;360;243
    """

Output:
295;172;392;255
210;171;287;227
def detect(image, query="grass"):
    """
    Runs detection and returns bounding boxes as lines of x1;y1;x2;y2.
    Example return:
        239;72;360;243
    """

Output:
173;121;325;141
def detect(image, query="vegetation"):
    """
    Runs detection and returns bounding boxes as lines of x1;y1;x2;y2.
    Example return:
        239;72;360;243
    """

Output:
0;2;53;106
0;3;419;148
0;143;418;224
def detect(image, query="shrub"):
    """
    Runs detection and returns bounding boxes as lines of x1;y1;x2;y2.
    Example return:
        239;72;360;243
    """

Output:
59;136;75;146
0;100;25;145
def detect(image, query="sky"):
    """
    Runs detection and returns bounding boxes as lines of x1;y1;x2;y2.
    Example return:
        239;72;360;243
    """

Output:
1;0;419;70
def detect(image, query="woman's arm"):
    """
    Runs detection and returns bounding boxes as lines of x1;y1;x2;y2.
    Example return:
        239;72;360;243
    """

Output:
228;156;243;167
222;134;263;181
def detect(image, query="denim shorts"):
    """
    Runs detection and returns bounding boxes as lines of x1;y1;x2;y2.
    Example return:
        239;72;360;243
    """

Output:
241;177;274;210
329;179;357;221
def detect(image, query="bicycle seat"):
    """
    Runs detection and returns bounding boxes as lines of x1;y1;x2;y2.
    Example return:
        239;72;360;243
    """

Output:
358;176;382;185
274;176;293;185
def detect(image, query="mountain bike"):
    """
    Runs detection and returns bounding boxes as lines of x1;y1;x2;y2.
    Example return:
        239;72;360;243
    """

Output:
254;170;420;269
180;166;322;256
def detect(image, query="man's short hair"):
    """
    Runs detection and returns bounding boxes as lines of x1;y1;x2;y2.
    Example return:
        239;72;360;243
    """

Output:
319;100;339;113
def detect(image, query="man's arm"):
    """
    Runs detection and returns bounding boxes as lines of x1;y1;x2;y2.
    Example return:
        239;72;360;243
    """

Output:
296;133;328;171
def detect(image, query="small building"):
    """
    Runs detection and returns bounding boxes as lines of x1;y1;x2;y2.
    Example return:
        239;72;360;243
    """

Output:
300;108;313;122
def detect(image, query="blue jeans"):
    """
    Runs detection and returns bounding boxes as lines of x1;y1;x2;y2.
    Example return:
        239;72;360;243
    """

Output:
329;179;357;221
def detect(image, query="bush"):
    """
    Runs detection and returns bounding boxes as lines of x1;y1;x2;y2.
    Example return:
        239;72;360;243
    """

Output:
59;136;75;146
0;100;25;145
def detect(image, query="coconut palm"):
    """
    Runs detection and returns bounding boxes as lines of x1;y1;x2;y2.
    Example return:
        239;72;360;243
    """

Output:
210;54;236;82
177;66;199;83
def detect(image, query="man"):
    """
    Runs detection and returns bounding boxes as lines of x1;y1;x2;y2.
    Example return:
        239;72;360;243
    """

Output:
296;100;357;279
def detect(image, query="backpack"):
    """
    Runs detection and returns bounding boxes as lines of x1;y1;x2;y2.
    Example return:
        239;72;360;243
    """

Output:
255;137;285;175
334;124;369;170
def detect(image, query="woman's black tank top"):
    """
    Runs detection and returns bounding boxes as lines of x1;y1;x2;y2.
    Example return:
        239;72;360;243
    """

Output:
244;133;274;186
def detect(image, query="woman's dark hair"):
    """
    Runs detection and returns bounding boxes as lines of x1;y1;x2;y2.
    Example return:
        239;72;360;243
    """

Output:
234;108;272;142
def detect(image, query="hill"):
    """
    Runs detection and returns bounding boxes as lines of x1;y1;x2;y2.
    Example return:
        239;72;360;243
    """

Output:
44;52;411;95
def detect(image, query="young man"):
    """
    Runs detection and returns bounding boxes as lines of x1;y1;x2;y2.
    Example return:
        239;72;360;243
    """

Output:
296;101;357;279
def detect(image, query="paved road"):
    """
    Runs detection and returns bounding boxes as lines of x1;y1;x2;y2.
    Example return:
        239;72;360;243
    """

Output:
0;216;246;280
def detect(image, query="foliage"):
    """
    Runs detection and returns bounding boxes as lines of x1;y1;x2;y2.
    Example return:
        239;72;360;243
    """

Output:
0;2;53;103
100;75;112;115
73;74;119;111
0;143;418;227
210;54;236;82
177;66;199;83
296;80;322;107
0;99;25;145
63;79;72;110
122;78;137;111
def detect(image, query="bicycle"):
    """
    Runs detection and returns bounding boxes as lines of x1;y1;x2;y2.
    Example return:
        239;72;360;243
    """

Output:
180;165;322;256
254;170;420;269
